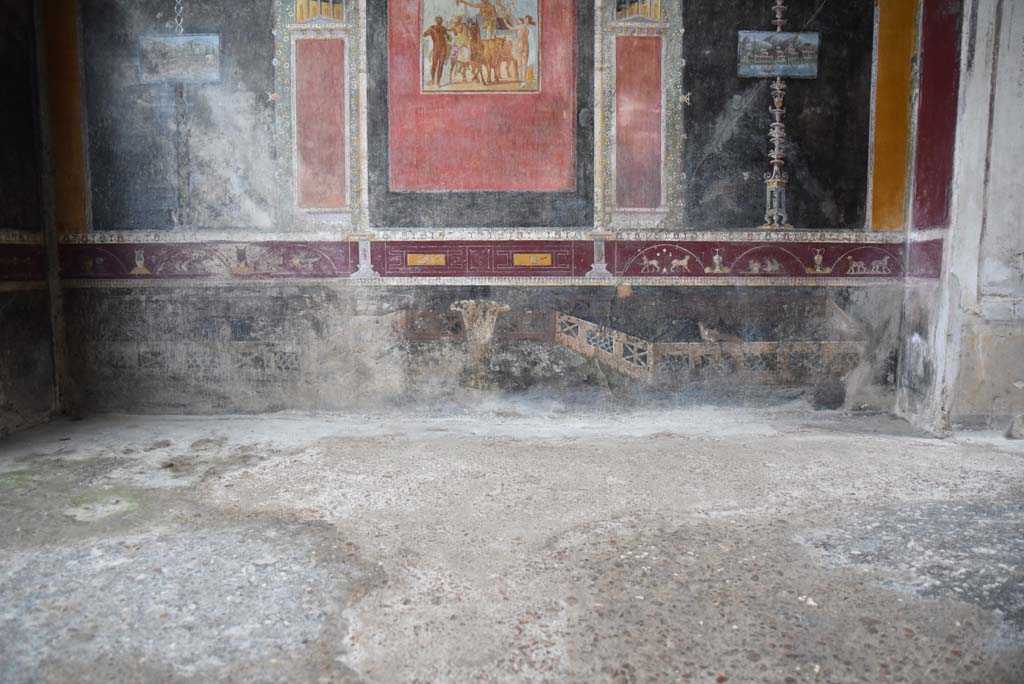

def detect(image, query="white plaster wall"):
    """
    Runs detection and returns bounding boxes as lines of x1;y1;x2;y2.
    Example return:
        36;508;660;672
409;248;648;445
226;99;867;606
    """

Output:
978;1;1024;301
901;0;1024;433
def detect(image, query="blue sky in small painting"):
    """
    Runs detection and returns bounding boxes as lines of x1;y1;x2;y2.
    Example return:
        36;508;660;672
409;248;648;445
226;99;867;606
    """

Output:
737;31;819;79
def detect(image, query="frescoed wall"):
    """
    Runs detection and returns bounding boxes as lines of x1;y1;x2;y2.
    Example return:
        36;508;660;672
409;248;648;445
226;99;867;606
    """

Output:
79;0;277;231
681;0;874;230
388;0;571;192
14;0;1010;429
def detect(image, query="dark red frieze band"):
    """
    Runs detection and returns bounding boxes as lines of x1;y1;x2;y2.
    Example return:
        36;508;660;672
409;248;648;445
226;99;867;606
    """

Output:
611;241;904;278
57;242;356;280
51;239;925;282
0;244;46;282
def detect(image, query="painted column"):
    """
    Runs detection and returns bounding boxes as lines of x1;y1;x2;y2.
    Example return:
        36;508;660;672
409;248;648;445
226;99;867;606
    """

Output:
585;230;614;279
351;233;379;278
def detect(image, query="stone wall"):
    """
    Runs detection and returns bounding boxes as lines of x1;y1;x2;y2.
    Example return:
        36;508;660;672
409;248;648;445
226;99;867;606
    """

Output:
897;0;1024;433
0;290;54;435
62;283;901;414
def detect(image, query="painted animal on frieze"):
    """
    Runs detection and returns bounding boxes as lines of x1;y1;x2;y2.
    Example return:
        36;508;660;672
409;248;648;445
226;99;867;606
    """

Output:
740;250;786;275
630;246;700;275
698;321;740;343
698;321;721;342
155;247;229;275
846;257;868;275
838;249;899;277
670;256;691;273
287;250;331;274
640;256;661;273
868;256;892;274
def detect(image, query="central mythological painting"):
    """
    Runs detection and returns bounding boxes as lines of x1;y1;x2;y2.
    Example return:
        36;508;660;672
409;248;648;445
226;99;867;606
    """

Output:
420;0;541;93
388;0;576;193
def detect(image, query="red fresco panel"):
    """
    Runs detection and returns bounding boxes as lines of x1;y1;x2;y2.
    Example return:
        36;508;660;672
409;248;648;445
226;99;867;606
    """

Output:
371;240;590;277
912;0;962;230
616;36;662;209
295;38;347;209
388;1;576;192
907;239;944;278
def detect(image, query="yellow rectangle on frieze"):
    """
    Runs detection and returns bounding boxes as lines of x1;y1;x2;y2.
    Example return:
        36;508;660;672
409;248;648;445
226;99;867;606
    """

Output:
407;254;446;266
513;253;553;267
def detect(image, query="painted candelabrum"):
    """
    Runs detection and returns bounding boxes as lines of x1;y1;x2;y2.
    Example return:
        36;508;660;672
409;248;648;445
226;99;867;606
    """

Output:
738;0;820;229
764;74;790;228
763;0;792;229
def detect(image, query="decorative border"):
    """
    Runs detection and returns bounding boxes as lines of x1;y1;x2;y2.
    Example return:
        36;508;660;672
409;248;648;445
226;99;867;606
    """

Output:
59;228;910;244
54;238;921;284
59;276;909;289
555;313;866;383
611;241;902;278
0;230;44;245
0;244;46;282
58;241;355;280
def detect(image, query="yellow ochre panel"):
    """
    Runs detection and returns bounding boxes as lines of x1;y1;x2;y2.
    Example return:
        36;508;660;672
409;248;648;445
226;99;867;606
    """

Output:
871;0;919;231
407;254;446;266
513;253;553;267
296;0;344;21
43;0;89;232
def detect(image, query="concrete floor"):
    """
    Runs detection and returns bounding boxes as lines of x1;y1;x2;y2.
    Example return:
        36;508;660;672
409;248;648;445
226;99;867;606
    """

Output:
1;407;1023;683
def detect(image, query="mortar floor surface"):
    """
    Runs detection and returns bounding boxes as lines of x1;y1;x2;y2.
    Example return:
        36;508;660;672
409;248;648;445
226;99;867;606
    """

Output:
1;407;1023;683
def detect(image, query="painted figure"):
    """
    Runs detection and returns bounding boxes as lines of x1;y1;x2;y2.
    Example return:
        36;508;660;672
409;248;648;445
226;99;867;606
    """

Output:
508;16;529;85
447;16;470;78
420;0;540;92
524;15;538;83
423;16;451;86
449;17;486;84
458;0;507;38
